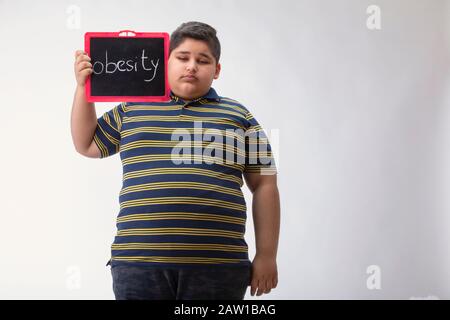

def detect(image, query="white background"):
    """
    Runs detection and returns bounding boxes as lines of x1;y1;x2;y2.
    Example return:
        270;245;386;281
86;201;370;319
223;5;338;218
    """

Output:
0;0;449;299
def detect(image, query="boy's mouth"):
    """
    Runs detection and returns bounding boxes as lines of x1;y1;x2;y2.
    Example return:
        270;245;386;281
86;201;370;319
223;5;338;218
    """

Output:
182;75;198;81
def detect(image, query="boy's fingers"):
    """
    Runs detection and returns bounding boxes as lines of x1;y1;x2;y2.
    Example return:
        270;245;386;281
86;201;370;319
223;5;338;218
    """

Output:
76;56;91;66
262;279;269;295
256;285;264;296
75;53;91;64
255;279;263;296
77;62;92;73
265;279;272;293
250;279;258;296
79;69;92;77
75;50;85;58
75;54;83;64
250;273;277;296
78;61;92;70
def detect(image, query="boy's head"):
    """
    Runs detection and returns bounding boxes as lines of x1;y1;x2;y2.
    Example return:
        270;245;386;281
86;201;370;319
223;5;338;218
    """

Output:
168;21;221;101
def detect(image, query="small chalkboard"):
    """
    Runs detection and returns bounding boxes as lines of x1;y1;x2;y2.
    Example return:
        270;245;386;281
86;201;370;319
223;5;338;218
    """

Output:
85;30;170;102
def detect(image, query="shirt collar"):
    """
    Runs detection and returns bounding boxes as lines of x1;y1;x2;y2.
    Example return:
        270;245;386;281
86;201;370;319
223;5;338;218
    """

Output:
170;87;221;103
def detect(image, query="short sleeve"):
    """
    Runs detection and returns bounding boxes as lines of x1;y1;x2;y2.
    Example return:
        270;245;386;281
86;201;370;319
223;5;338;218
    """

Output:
244;111;277;175
93;102;125;158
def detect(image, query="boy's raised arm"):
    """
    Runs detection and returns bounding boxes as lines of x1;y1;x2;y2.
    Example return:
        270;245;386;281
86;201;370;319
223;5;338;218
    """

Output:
70;50;101;158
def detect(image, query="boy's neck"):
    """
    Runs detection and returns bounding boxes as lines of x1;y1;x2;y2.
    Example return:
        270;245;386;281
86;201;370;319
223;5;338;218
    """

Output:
172;88;210;103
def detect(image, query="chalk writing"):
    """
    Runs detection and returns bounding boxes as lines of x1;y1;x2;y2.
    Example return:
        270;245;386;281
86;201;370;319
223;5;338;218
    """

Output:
92;49;159;82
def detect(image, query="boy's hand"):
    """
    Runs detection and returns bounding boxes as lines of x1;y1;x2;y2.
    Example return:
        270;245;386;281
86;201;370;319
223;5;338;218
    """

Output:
250;254;278;297
74;50;93;87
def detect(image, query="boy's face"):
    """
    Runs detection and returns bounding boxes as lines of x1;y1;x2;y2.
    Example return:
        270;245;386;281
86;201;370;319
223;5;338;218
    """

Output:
168;38;221;101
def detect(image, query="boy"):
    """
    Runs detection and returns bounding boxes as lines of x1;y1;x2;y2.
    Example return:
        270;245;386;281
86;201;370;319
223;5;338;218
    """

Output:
71;21;280;300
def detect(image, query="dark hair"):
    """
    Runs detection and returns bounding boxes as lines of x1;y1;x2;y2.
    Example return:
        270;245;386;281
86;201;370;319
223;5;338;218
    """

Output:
169;21;221;64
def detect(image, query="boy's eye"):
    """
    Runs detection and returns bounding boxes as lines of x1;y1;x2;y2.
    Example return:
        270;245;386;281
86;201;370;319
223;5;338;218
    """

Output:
177;57;209;64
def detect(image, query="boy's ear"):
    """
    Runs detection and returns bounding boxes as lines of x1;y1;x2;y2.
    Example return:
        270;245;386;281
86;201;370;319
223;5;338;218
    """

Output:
214;62;221;79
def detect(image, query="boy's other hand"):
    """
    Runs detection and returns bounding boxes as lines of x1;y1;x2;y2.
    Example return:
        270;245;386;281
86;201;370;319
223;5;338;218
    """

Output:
74;50;92;87
250;254;278;297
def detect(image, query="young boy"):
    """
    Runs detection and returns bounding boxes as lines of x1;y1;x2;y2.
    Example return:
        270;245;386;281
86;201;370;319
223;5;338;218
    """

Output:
71;21;280;300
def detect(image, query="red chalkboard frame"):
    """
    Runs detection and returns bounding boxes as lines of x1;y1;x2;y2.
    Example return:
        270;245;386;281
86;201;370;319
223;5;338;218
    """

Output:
84;30;170;102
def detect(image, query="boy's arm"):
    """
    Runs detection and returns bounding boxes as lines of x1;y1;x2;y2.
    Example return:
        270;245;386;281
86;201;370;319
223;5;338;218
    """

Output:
244;172;280;296
70;50;101;158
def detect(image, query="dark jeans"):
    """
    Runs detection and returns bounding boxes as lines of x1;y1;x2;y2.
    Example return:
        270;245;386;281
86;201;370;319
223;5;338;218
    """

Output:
111;264;252;300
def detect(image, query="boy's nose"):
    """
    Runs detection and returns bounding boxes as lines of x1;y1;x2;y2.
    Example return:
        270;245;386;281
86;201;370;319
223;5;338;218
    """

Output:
186;61;198;72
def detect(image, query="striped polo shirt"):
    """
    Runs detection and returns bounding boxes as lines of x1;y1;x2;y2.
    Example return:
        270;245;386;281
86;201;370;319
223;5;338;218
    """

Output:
93;87;277;269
